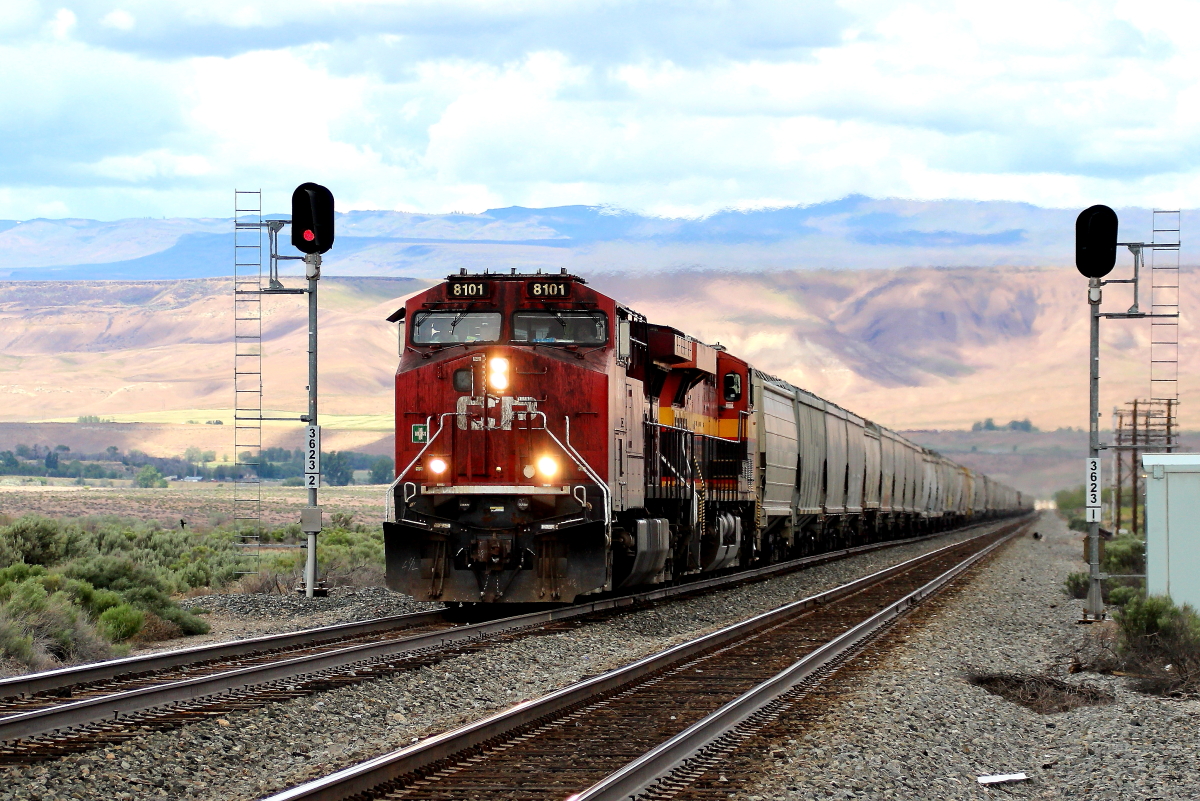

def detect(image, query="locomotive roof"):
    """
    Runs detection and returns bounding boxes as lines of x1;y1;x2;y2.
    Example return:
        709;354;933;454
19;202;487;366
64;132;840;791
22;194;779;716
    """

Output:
444;268;589;283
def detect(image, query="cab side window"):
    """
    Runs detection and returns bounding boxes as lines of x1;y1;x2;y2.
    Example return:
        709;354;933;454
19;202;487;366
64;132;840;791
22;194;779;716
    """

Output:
723;372;743;402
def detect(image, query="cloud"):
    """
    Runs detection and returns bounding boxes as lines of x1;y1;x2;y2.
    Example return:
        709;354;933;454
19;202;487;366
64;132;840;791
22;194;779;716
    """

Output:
2;0;1200;219
100;10;136;31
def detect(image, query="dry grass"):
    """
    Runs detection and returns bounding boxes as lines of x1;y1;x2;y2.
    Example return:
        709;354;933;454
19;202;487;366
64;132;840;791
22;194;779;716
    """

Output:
133;612;183;643
0;483;387;529
968;672;1114;714
234;569;294;595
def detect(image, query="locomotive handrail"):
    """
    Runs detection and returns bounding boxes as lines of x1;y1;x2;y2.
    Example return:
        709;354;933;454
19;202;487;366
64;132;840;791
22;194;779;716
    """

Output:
563;414;610;527
385;412;451;522
533;412;611;530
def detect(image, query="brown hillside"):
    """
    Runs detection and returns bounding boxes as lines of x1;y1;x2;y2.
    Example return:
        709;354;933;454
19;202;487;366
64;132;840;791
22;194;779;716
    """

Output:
0;267;1190;458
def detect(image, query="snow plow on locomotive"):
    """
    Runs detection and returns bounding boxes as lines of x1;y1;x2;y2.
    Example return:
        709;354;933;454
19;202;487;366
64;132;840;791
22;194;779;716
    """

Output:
383;270;1028;604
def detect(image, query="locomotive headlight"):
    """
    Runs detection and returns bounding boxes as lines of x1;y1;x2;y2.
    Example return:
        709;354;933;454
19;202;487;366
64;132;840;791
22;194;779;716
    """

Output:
488;357;509;391
536;456;558;478
429;458;448;475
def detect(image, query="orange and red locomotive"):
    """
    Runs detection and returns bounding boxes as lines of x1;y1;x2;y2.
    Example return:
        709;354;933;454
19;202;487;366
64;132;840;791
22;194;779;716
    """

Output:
383;270;1026;604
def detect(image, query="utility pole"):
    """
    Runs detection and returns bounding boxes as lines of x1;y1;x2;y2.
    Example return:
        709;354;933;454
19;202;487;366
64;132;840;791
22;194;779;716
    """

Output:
1075;205;1117;622
301;252;321;597
1086;276;1104;619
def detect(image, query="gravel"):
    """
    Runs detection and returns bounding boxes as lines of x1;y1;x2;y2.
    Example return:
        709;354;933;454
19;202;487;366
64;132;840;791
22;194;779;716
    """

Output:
179;585;440;622
732;511;1200;800
0;522;1015;801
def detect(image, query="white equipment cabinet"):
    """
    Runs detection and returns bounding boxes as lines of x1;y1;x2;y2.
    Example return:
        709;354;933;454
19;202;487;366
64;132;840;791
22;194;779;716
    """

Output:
1142;454;1200;609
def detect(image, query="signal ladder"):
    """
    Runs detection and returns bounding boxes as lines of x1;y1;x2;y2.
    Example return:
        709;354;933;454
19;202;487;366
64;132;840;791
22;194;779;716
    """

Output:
232;192;309;571
1150;209;1181;449
233;190;264;565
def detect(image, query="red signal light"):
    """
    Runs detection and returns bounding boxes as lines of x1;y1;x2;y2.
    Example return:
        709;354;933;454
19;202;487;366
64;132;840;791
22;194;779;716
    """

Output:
303;229;315;242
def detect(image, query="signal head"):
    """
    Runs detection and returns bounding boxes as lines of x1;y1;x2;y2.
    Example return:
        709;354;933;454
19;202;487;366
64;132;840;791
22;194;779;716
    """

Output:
291;182;335;255
1075;204;1118;278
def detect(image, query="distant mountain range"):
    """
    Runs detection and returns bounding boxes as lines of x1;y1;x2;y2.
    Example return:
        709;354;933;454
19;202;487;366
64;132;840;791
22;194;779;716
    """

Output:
0;197;1193;281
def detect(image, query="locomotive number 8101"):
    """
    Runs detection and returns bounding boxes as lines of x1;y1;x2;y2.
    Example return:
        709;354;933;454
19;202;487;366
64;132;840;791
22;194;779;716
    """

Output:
527;281;570;298
448;280;490;298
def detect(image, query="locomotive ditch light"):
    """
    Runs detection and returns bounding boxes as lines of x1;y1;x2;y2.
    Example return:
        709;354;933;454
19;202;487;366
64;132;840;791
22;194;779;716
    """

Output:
537;456;558;478
429;458;448;475
488;357;510;391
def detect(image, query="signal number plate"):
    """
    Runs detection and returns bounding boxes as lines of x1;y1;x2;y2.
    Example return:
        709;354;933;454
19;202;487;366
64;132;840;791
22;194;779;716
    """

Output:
448;281;489;299
528;281;570;299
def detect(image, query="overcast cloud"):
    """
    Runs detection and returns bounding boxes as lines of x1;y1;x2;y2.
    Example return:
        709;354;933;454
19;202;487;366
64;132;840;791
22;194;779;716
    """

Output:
0;0;1196;219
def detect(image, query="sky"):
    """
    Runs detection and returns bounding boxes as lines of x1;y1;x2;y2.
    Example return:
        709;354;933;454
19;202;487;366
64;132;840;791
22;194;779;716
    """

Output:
1;0;1198;220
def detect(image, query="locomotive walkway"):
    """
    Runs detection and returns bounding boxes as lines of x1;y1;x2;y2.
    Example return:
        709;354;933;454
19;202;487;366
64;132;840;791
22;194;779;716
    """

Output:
257;518;1030;801
0;521;1014;763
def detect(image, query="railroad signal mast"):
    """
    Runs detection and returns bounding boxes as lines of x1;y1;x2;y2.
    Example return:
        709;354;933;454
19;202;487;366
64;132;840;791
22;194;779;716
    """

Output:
233;183;335;598
1075;205;1179;621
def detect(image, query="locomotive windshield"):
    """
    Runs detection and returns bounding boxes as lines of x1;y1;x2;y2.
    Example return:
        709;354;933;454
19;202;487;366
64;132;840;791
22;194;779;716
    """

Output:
411;311;501;344
512;311;607;345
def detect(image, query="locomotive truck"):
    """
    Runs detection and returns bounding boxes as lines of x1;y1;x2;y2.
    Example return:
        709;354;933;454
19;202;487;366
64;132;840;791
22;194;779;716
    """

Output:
383;270;1027;604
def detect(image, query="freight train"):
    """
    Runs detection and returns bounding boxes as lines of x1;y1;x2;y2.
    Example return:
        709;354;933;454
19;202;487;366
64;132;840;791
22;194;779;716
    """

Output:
382;270;1027;604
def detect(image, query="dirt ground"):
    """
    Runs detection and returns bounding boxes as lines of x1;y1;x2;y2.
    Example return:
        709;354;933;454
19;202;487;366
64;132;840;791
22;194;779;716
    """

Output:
0;480;389;529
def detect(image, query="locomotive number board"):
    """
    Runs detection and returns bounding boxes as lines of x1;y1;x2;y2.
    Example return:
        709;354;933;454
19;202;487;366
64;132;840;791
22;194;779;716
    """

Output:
447;280;491;299
526;280;571;299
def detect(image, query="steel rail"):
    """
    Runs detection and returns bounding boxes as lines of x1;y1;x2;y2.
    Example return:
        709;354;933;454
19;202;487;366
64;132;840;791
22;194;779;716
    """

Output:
0;609;446;701
0;516;1022;749
573;518;1030;800
257;518;1027;801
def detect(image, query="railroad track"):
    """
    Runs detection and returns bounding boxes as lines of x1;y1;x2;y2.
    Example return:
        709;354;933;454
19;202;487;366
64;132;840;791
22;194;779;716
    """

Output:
258;517;1029;801
0;517;1023;764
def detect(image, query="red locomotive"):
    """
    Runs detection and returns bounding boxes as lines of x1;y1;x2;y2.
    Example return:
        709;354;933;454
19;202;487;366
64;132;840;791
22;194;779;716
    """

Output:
384;270;1026;604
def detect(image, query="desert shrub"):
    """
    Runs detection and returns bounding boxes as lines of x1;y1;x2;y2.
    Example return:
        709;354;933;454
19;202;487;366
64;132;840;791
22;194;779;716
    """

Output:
1103;536;1146;576
97;604;144;641
0;616;34;663
1107;584;1140;609
62;555;210;636
0;580;114;668
1118;594;1195;643
135;613;182;642
313;526;385;588
63;554;170;599
0;516;82;566
0;562;48;588
1064;572;1089;599
1115;594;1200;695
0;531;17;567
